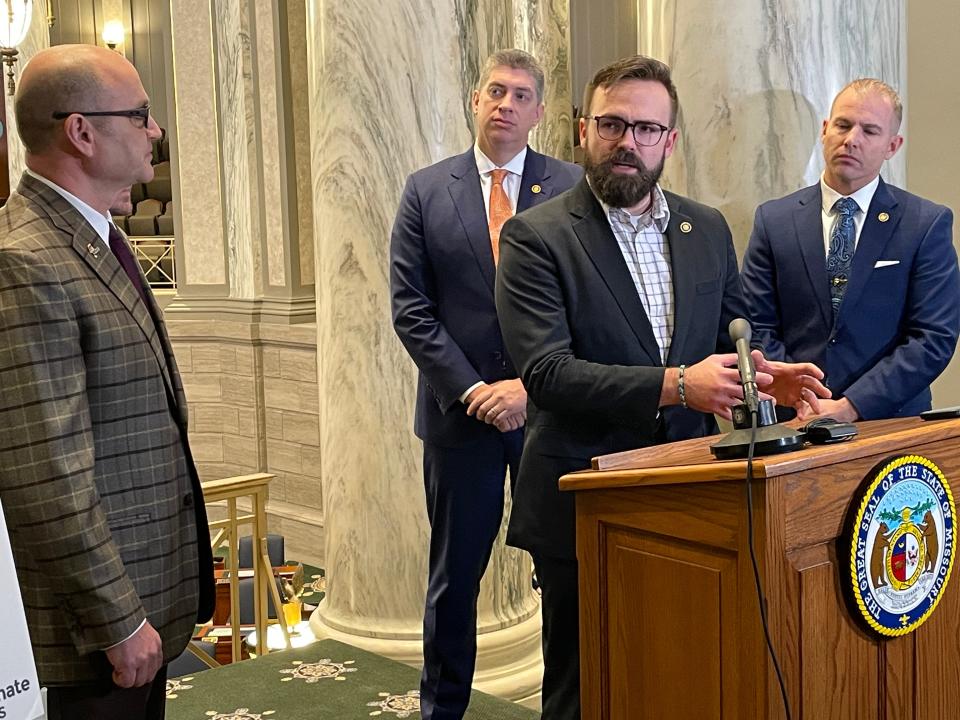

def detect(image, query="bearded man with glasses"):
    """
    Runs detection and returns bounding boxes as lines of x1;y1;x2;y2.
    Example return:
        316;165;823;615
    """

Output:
495;55;830;719
0;44;213;720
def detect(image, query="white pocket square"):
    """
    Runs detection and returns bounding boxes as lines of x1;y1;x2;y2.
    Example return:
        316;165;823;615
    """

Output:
874;260;900;268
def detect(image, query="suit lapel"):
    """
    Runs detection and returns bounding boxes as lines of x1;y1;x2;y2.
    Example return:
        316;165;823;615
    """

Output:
448;150;496;293
22;176;181;414
125;231;190;425
449;147;563;294
663;198;695;366
568;180;662;365
517;148;555;211
71;224;179;409
840;178;899;323
792;186;833;330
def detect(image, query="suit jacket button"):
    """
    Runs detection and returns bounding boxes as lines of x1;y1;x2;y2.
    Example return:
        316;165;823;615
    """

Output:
183;493;194;508
493;351;503;360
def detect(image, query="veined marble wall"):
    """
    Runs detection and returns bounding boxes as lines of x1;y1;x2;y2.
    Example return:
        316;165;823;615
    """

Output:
280;0;315;289
168;0;313;308
514;1;574;159
169;0;226;287
306;0;573;701
637;0;906;252
164;1;320;576
213;0;259;298
454;1;573;159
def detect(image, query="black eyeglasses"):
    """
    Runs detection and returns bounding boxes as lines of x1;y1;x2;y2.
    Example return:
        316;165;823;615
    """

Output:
52;105;152;128
585;115;670;146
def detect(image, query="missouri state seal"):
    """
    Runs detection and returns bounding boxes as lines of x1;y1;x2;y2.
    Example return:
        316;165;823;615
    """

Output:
849;455;956;637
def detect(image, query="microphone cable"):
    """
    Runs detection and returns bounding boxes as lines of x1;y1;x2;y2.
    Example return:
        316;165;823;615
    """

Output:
745;408;793;720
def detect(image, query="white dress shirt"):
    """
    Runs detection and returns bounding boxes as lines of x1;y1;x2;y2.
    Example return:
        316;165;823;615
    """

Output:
24;168;121;248
460;145;529;403
820;173;880;254
474;144;527;220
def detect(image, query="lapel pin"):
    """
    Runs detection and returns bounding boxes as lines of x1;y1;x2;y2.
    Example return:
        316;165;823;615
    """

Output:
878;212;890;223
679;221;693;233
86;242;101;258
531;184;542;194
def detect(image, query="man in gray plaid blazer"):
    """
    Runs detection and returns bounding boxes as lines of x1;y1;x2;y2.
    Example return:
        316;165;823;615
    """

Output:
0;45;213;719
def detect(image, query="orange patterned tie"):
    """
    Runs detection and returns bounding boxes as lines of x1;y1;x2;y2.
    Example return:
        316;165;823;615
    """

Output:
488;169;513;265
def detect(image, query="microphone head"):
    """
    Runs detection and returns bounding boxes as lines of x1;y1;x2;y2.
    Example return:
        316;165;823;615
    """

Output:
729;317;753;344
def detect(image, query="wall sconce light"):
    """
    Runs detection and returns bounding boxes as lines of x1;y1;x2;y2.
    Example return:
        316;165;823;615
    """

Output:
44;0;53;28
0;0;32;96
102;20;124;52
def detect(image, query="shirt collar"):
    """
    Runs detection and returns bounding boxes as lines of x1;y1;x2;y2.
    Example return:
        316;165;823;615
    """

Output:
591;180;671;233
25;168;115;243
820;173;880;216
474;144;527;178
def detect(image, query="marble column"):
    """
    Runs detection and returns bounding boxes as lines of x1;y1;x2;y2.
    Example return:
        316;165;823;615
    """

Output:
166;0;314;317
307;0;573;704
167;0;227;293
5;1;50;185
515;1;575;160
638;0;906;253
164;1;324;560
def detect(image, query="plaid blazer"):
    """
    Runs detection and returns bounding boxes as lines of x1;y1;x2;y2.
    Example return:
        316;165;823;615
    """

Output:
0;174;214;685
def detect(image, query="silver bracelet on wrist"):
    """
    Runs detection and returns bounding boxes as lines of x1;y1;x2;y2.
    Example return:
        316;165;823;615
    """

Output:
678;364;687;408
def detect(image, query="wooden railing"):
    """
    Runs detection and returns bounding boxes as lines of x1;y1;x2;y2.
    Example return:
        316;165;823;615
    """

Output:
200;473;289;661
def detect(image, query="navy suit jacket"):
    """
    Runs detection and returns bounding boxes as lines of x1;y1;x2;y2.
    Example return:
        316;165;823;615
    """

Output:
741;178;960;419
495;179;747;560
390;147;582;447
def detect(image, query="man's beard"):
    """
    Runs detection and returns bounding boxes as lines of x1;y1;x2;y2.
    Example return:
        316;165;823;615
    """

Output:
584;147;665;209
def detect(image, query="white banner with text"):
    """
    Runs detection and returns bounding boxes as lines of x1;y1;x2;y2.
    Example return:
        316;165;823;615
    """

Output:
0;500;43;719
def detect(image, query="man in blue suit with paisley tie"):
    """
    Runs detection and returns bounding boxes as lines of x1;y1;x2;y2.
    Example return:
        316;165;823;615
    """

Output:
390;49;581;719
741;79;960;420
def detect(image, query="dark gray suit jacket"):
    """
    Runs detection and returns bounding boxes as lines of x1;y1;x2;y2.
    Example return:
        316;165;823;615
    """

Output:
0;174;214;684
495;179;747;560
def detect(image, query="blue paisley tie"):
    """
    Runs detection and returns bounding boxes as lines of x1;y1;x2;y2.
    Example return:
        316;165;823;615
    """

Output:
826;197;859;319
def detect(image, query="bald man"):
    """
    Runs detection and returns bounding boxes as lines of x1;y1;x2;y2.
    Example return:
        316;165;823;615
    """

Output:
0;45;213;720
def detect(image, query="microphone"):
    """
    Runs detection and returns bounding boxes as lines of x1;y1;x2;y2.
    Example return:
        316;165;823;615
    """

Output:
710;317;804;459
729;318;759;413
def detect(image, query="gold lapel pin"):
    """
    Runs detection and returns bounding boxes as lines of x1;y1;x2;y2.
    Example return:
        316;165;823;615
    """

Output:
86;242;101;258
531;184;542;194
679;221;693;233
878;212;890;223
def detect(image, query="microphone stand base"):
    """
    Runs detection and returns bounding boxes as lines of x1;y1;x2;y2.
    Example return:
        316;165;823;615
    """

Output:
710;423;805;460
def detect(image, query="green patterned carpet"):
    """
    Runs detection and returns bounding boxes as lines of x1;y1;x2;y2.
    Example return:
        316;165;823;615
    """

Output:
165;639;536;720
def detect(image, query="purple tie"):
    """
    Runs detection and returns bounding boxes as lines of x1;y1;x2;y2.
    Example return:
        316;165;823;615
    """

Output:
108;223;150;307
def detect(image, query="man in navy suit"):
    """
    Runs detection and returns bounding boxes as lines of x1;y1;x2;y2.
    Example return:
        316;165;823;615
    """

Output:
742;79;960;420
390;49;581;719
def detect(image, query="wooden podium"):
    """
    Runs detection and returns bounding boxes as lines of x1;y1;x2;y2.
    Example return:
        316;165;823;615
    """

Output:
560;417;960;719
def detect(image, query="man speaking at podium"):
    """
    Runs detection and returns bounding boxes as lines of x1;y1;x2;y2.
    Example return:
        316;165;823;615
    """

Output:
741;79;960;422
495;55;829;719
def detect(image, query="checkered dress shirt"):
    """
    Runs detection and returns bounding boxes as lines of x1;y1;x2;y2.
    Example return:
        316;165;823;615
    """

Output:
604;186;674;363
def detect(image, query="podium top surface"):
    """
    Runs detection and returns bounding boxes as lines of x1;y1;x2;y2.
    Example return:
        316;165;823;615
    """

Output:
559;417;960;492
